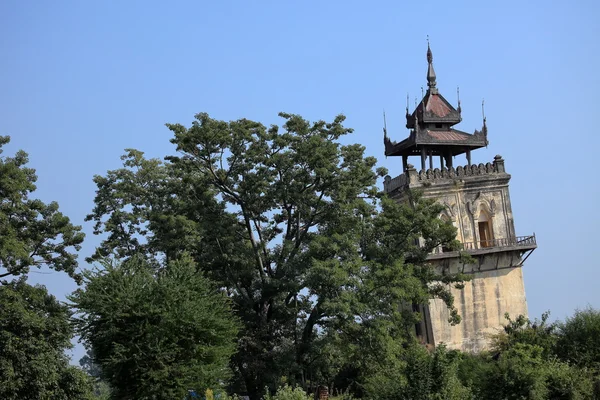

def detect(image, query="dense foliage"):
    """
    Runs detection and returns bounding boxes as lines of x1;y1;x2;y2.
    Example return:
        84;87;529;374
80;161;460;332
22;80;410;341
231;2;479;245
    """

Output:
0;136;85;283
3;113;600;400
263;385;314;400
354;311;600;399
556;307;600;371
361;343;471;400
70;255;240;399
453;311;600;399
0;137;91;398
86;112;464;398
0;279;92;399
79;350;111;399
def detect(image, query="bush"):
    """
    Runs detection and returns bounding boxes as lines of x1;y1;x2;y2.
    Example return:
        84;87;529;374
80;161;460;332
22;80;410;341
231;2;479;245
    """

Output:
464;343;595;400
71;255;240;399
362;343;472;400
263;385;312;400
556;307;600;370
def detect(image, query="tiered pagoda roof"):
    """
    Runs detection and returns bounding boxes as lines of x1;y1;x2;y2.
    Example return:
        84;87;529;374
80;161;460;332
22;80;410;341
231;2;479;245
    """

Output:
384;43;488;159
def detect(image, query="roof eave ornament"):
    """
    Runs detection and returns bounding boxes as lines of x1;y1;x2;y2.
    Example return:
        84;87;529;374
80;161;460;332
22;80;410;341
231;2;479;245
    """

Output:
457;87;462;119
383;110;388;141
482;99;488;146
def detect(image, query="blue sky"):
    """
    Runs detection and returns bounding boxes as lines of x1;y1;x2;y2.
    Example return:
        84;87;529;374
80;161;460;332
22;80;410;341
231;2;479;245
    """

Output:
2;0;599;362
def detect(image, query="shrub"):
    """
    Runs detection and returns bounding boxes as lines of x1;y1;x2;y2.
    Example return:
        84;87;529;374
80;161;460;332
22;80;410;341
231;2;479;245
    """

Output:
263;385;312;400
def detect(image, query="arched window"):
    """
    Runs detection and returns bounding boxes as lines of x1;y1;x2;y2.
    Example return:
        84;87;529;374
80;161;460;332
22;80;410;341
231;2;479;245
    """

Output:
477;208;494;248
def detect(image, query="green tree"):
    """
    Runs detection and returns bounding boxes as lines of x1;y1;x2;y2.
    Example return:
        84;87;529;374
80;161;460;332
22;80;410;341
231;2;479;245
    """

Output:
86;112;464;398
79;350;111;399
263;385;313;400
478;343;594;400
362;343;471;400
0;279;92;399
460;311;598;399
490;312;558;359
70;254;240;400
0;136;85;283
85;148;231;268
79;349;102;380
556;306;600;371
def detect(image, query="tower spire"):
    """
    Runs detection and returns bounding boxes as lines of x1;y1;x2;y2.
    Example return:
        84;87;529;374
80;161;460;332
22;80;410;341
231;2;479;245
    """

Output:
426;36;437;93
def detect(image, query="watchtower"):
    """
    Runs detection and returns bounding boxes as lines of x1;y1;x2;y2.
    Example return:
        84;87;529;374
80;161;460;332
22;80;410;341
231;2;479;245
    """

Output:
383;43;537;352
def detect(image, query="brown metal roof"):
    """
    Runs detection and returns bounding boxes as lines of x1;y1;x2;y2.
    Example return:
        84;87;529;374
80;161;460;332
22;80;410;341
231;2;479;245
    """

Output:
427;130;469;141
384;128;488;157
406;91;461;128
425;95;452;118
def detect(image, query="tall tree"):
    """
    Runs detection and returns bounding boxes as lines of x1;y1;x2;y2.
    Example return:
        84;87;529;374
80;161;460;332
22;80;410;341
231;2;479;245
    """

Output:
87;112;463;398
70;255;240;400
556;307;600;371
0;279;92;399
85;148;233;268
0;136;85;283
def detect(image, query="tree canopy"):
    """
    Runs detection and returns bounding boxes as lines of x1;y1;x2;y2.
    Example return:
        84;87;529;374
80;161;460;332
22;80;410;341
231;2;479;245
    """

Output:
0;136;85;283
2;112;600;400
0;279;92;399
556;307;600;371
86;112;464;398
70;254;240;399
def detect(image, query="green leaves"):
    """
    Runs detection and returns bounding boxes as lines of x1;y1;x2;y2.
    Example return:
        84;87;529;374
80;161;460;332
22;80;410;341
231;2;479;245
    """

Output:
556;307;600;370
362;344;473;400
0;279;93;399
263;384;313;400
466;311;599;399
70;255;240;399
88;112;465;397
0;136;85;283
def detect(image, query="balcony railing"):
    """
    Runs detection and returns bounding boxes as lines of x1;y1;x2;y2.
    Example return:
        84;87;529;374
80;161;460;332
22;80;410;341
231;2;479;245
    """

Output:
461;235;537;251
431;234;537;256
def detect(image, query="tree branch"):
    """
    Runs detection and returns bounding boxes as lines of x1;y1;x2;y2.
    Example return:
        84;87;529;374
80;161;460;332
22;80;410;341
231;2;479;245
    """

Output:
0;264;27;279
252;219;272;277
240;204;266;283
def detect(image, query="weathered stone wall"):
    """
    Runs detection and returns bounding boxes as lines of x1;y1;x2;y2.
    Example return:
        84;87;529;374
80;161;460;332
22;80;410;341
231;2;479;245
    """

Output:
428;252;528;353
384;156;529;353
384;157;516;247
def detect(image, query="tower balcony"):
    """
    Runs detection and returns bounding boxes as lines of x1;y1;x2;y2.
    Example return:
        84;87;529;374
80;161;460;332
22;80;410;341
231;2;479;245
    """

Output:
427;234;537;260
